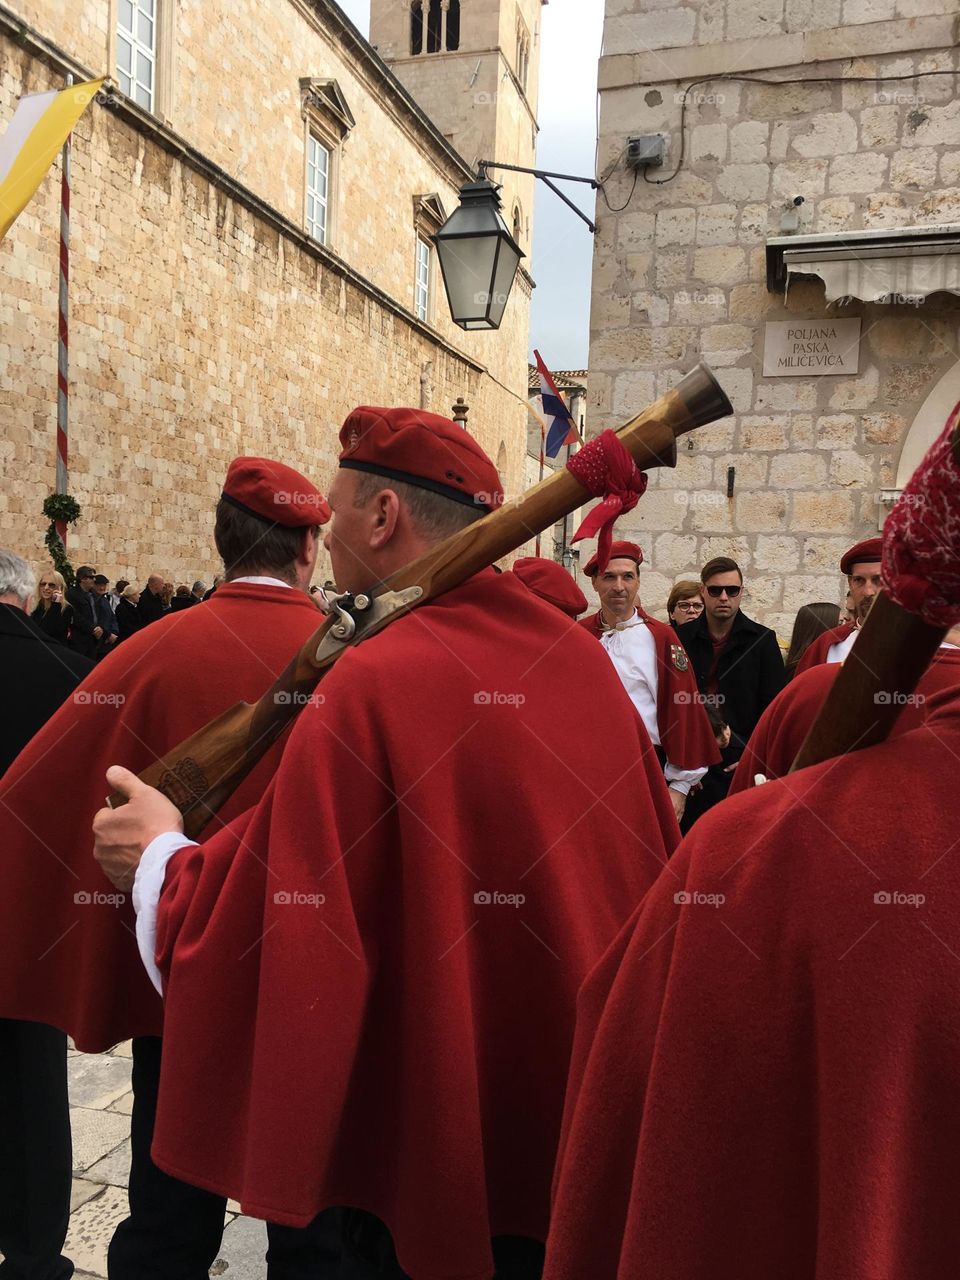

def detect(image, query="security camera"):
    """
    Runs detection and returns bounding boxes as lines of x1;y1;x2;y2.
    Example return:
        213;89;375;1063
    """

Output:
792;195;805;207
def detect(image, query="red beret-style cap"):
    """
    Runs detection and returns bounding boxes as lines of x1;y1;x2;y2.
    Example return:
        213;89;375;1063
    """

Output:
840;536;883;575
582;540;643;578
222;458;330;528
513;557;588;619
338;406;504;511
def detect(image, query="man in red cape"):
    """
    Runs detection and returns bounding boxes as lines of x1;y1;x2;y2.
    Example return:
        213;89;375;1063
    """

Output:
93;407;680;1280
579;540;719;824
0;457;333;1277
543;397;960;1279
730;621;960;790
795;536;883;674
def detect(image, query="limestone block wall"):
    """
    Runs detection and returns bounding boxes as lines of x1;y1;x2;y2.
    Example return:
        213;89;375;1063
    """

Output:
591;0;960;634
0;34;530;585
3;0;530;399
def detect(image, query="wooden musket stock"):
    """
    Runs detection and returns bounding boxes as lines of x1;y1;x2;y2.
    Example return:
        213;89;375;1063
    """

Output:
112;363;733;837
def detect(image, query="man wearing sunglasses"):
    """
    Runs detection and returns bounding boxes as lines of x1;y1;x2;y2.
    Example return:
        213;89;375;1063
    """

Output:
675;556;786;771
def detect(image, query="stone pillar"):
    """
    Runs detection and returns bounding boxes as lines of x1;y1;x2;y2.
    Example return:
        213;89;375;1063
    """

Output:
452;396;469;428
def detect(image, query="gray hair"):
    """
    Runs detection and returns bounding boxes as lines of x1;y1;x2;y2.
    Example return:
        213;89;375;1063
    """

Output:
0;549;36;605
351;472;484;541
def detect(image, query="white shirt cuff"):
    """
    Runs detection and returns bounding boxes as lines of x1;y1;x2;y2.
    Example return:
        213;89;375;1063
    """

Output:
664;764;709;795
133;832;198;996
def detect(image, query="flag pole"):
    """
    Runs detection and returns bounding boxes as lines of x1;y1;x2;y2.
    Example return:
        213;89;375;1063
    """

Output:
527;400;548;556
55;73;72;547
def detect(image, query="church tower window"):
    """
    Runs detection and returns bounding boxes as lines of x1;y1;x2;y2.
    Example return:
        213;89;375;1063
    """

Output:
411;1;461;55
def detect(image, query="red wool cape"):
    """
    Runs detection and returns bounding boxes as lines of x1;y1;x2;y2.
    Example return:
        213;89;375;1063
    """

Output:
543;683;960;1280
150;571;680;1280
0;582;322;1051
579;609;720;770
794;621;855;674
729;646;960;793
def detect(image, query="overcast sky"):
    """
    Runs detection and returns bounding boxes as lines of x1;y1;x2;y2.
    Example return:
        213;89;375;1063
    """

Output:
335;0;602;370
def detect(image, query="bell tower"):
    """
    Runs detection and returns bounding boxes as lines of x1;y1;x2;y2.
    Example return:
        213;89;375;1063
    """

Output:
369;0;544;260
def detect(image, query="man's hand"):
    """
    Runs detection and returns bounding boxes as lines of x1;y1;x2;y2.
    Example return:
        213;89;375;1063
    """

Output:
668;786;687;823
93;766;183;892
93;625;103;639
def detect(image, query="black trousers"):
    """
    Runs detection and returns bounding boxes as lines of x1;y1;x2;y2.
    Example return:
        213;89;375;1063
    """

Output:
0;1018;73;1280
108;1036;342;1280
339;1209;544;1279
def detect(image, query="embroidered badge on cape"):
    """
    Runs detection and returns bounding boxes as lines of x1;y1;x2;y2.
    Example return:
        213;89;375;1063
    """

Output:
671;644;689;672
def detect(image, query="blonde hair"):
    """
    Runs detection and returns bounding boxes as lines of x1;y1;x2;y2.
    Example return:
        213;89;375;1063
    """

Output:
37;567;66;593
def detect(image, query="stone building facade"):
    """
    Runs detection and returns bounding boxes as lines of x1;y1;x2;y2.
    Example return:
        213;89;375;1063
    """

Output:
591;0;960;633
0;0;543;583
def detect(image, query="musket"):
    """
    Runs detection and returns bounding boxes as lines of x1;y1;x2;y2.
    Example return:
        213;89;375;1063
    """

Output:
111;363;733;837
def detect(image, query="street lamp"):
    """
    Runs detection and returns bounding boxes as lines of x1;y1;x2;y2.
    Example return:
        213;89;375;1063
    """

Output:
432;179;524;331
434;161;598;332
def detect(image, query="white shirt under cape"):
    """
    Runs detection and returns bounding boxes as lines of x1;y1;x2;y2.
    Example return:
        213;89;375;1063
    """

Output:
598;609;708;796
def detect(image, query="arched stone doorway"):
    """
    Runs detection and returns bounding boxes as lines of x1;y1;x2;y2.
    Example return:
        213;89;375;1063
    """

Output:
894;359;960;489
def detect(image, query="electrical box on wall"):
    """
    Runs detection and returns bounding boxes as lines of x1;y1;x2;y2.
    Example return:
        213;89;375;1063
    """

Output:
626;135;665;170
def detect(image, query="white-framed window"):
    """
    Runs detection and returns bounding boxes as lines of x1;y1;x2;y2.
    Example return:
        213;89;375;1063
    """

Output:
117;0;156;111
415;235;432;321
306;135;330;245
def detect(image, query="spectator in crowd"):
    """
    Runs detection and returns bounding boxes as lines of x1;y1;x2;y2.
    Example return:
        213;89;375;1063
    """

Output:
31;568;72;644
191;580;206;602
784;601;842;680
66;564;102;658
161;582;175;610
137;574;166;626
201;574;223;601
679;701;746;833
842;589;855;624
169;585;196;613
0;549;92;1280
667;579;704;631
93;575;119;659
108;579;129;611
676;556;786;769
115;585;142;642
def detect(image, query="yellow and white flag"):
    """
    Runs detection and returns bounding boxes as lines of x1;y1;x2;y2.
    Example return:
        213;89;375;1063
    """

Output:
0;78;104;243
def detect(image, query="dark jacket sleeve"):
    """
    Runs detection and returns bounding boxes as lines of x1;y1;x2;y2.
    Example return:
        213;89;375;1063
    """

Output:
65;587;96;639
756;629;787;718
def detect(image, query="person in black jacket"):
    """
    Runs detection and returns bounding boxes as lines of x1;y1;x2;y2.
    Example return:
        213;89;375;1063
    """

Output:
65;564;102;659
93;575;119;660
31;568;72;644
0;549;93;1280
676;556;785;770
137;573;167;626
115;584;142;642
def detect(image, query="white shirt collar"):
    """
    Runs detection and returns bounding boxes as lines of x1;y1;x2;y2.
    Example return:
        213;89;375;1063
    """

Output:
228;576;292;590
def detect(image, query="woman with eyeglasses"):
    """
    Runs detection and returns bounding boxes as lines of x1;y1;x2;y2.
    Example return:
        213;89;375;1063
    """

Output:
667;580;704;632
31;569;72;644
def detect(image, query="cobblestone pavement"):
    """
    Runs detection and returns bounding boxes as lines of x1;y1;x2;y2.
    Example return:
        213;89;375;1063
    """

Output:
65;1043;268;1278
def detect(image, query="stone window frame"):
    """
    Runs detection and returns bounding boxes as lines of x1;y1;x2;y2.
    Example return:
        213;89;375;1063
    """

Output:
410;0;462;56
413;194;447;325
109;0;175;120
515;12;531;92
299;79;355;252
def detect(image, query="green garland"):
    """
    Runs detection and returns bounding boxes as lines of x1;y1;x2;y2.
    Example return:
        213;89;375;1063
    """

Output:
42;493;81;586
